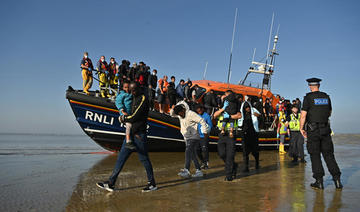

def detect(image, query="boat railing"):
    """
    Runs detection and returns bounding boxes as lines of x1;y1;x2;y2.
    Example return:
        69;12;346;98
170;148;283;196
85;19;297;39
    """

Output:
94;86;118;100
239;80;261;88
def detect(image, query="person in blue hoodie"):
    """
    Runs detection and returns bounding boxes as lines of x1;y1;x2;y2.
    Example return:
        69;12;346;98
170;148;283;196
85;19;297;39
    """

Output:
115;81;135;149
195;104;213;169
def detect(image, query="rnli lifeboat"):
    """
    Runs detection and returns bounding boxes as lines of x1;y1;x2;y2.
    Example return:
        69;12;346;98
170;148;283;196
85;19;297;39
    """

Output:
66;20;288;151
66;79;287;151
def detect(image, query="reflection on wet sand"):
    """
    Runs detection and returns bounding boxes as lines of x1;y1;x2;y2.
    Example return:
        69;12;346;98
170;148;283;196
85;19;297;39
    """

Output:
66;133;360;211
65;150;345;212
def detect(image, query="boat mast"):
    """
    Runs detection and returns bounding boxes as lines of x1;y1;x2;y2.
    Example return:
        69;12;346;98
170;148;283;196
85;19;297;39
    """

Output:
241;14;279;92
260;13;275;98
227;8;238;85
203;61;208;80
268;24;280;89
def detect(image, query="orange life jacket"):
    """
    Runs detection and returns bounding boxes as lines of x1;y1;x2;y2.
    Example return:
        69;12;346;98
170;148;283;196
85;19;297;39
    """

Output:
158;79;168;92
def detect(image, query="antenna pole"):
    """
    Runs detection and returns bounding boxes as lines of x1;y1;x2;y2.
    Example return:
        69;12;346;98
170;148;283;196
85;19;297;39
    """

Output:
203;61;208;80
266;12;275;62
227;8;238;84
261;12;275;99
252;48;256;62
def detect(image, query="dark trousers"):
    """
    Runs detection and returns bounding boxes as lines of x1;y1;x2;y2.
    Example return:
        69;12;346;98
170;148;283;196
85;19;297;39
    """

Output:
242;130;259;167
307;127;341;180
185;139;201;170
148;89;155;110
217;134;236;178
109;133;155;185
197;137;209;164
168;94;177;108
288;131;304;160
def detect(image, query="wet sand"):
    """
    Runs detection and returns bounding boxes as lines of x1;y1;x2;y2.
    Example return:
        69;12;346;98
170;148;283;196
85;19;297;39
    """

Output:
66;135;360;212
1;134;360;211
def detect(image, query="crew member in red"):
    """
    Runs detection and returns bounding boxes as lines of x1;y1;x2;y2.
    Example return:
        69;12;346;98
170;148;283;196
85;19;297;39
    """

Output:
108;57;119;97
97;55;109;98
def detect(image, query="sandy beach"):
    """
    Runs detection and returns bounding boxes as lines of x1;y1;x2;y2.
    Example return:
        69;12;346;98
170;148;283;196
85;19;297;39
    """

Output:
1;134;359;211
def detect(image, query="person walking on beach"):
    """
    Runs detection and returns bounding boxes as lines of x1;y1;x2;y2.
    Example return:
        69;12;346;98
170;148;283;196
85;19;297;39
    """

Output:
213;102;242;181
300;78;342;190
287;105;306;163
238;100;261;172
195;104;213;169
170;101;209;178
97;82;157;192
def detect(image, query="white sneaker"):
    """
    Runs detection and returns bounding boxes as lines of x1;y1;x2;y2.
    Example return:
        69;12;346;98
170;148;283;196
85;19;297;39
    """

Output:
178;168;191;178
192;169;203;178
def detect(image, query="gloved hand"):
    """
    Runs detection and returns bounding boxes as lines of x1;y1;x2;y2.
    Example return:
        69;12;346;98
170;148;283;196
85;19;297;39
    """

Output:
119;115;126;123
277;133;280;138
223;101;229;108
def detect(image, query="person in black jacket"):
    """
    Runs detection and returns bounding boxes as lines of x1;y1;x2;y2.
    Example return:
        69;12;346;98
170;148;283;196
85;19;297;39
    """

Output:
203;89;217;115
118;60;129;88
147;69;157;110
128;62;138;82
96;82;157;192
300;77;342;190
167;76;177;108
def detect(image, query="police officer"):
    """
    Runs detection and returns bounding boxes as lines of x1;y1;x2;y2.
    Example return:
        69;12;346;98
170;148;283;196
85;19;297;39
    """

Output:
300;78;342;189
287;105;306;163
213;103;242;181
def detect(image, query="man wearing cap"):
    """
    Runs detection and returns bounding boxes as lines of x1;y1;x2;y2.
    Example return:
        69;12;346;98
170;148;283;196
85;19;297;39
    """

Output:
286;105;305;163
300;78;342;189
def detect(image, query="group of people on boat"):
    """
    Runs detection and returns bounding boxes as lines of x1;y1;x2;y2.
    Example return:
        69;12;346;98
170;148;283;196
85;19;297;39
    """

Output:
80;52;154;98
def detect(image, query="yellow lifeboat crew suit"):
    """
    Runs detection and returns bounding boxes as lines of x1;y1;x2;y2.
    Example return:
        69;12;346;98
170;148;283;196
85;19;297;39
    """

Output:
277;118;288;154
108;59;119;96
97;58;109;98
80;55;94;95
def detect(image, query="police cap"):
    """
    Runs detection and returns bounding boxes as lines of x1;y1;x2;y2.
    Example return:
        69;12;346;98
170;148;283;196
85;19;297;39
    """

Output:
306;77;322;86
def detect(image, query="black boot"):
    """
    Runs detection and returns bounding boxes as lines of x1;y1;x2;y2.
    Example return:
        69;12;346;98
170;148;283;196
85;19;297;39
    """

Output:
255;154;260;169
243;155;249;172
224;176;233;181
310;179;324;189
333;179;343;189
242;166;249;173
232;163;238;179
291;157;298;163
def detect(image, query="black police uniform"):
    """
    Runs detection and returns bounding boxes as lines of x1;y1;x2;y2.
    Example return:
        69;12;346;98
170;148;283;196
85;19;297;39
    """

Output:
302;78;341;188
217;125;237;181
